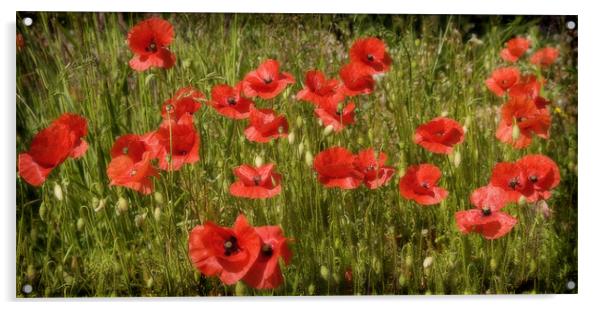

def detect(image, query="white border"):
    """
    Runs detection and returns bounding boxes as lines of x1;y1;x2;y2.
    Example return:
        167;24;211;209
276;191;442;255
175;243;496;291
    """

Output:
3;1;600;309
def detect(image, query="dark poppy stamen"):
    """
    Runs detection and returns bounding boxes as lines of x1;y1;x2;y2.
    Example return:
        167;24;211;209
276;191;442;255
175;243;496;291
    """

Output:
529;175;538;183
146;41;158;53
227;97;236;105
263;77;273;84
367;54;375;62
508;178;519;189
253;176;261;186
179;150;188;156
421;182;430;189
122;147;129;155
261;244;273;258
482;207;492;216
223;236;239;256
165;104;174;112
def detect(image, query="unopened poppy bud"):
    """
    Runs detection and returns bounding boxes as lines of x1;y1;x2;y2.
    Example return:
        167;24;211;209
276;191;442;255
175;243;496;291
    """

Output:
254;155;264;167
154;192;164;205
297;142;304;156
320;265;330;280
146;277;154;288
76;218;85;232
26;264;36;281
512;123;521;141
529;259;537;274
94;198;106;212
440;110;449;117
518;195;527;207
453;151;462;168
305;150;314;167
398;275;406;287
135;213;146;228
404;255;413;268
288;131;296;144
489;258;497;271
464;115;472;129
368;129;374;142
323;125;334;136
308;283;316;295
54;183;63;201
117;197;128;214
154;207;161;221
357;136;364;145
423;256;434;269
39;204;47;220
296;115;304;128
235;281;247;296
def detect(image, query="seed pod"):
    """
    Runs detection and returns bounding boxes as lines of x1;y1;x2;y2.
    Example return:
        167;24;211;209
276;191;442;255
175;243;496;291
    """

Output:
53;183;63;201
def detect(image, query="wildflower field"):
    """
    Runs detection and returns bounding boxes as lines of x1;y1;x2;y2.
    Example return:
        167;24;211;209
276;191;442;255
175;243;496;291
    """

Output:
16;12;578;296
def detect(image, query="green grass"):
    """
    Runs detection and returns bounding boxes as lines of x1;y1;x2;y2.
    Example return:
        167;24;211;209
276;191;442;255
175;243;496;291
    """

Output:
16;12;577;296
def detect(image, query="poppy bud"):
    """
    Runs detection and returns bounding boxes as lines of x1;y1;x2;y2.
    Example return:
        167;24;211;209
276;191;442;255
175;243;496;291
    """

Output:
423;256;434;269
288;131;296;144
117;197;128;214
511;123;521;141
235;281;247;296
94;198;106;212
146;277;154;288
489;258;497;271
440;110;449;117
71;256;79;271
154;192;164;205
323;125;334;136
135;213;146;228
154;207;162;221
308;283;316;295
297;142;304;156
305;150;314;167
76;218;85;232
398;275;406;287
529;259;537;274
368;129;374;142
518;195;527;207
254;155;264;167
26;264;36;281
357;136;364;145
54;183;63;201
320;265;330;280
453;151;462;168
296;115;304;128
404;255;413;268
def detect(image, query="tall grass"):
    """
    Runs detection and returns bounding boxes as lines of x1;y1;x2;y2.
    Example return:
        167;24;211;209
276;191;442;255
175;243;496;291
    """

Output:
16;12;577;296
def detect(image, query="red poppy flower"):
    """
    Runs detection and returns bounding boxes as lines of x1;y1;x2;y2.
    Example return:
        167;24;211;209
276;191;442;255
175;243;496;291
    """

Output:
18;113;88;186
314;99;355;132
530;47;560;67
495;96;551;148
508;75;550;110
516;154;561;202
489;162;532;202
485;67;521;97
353;148;395;189
413;117;465;154
349;37;392;74
209;83;254;119
107;134;158;195
399;164;448;205
161;86;205;121
242;226;292;289
313;147;364;190
339;62;375;96
244;107;289;143
500;37;530;63
188;214;261;285
296;70;344;105
455;185;517;240
229;163;282;199
150;115;200;171
16;33;25;52
242;59;295;99
127;17;176;72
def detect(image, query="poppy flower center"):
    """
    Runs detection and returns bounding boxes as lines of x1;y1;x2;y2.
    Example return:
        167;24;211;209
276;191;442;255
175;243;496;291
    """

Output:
253;176;261;186
146;41;158;53
529;175;538;183
129;169;137;177
421;182;430;189
366;164;376;171
508;178;519;190
227;97;237;105
179;150;188;156
223;236;239;256
165;104;174;112
261;244;273;258
516;116;525;123
367;54;375;62
263;77;273;84
482;207;492;216
122;147;129;155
